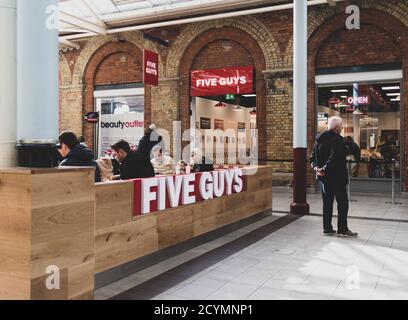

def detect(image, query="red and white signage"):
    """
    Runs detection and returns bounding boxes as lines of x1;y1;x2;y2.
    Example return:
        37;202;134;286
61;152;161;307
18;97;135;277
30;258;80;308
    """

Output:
191;66;253;97
143;49;159;86
133;168;246;215
347;96;370;105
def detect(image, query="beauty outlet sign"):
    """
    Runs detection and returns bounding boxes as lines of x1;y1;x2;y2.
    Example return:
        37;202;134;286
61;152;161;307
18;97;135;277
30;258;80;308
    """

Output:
191;66;254;97
133;168;246;215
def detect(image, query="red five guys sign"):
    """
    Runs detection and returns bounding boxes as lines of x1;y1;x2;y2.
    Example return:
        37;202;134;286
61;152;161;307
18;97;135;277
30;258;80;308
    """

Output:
191;66;254;97
143;49;159;86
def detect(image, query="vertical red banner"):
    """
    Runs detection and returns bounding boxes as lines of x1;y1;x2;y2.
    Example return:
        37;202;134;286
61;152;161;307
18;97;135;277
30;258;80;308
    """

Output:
143;49;159;86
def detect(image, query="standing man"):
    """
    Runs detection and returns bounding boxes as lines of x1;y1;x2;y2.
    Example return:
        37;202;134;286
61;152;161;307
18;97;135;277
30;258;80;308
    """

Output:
310;117;358;237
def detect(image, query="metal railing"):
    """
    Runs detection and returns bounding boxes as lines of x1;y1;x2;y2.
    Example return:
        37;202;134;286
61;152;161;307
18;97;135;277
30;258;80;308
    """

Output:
385;159;403;205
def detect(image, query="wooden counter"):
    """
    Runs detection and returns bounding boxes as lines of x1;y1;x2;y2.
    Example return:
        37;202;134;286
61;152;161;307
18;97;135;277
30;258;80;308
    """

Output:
0;167;95;300
94;166;273;274
0;165;272;300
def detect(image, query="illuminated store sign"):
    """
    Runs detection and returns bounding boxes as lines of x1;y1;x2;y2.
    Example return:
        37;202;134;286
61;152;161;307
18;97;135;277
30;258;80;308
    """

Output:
191;66;253;97
347;96;370;105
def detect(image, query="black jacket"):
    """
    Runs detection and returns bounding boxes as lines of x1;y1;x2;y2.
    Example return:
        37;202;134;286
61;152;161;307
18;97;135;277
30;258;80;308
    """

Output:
193;156;214;173
119;152;155;180
135;131;163;178
310;130;348;185
60;144;101;182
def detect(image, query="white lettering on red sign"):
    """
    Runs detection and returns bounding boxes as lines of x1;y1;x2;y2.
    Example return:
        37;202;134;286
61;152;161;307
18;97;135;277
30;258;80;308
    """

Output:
196;77;247;88
347;96;369;104
140;169;244;214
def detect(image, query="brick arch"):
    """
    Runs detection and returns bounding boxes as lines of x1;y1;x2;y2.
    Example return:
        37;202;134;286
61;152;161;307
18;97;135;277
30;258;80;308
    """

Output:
307;9;408;191
178;27;268;160
166;15;281;79
82;41;152;151
72;32;163;85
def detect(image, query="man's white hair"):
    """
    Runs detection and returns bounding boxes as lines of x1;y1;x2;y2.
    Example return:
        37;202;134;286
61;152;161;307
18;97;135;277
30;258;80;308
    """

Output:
328;116;343;130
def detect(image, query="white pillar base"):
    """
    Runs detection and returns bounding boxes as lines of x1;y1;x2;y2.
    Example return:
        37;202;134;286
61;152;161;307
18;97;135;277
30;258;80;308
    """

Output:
0;141;16;167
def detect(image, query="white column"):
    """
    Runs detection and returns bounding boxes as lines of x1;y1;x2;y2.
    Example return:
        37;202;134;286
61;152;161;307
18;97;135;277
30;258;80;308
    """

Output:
0;0;17;167
290;0;309;215
293;0;307;149
17;0;59;143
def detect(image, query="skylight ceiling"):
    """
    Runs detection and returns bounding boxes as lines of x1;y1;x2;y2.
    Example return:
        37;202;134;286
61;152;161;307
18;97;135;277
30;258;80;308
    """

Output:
59;0;287;35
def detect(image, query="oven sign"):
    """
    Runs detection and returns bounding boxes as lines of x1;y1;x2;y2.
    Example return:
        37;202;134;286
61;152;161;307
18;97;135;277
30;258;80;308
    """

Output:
133;169;246;215
347;96;370;105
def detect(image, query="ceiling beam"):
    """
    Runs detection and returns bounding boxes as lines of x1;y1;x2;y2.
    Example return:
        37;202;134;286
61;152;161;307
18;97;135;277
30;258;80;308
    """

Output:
59;11;107;34
59;38;81;50
76;0;107;27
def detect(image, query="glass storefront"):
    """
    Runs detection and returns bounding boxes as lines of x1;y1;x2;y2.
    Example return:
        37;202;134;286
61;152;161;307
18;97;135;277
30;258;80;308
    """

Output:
94;89;145;158
317;81;401;182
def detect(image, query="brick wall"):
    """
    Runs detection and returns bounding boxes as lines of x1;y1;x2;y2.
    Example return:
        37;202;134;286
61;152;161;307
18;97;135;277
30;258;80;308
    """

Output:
94;52;142;85
191;40;254;69
316;24;402;69
59;1;408;191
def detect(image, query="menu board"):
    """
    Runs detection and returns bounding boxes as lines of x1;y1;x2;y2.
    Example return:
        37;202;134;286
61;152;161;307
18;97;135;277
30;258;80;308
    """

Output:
214;119;224;130
200;117;211;129
238;122;246;131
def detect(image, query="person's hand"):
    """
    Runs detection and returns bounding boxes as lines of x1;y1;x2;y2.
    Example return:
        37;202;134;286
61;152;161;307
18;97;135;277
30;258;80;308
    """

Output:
315;167;325;177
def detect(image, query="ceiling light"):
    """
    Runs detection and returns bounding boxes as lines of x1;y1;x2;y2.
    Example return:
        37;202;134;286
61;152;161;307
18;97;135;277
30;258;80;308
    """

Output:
340;96;347;98
242;94;256;97
382;86;400;90
214;101;226;108
386;93;400;96
331;89;348;93
391;97;400;101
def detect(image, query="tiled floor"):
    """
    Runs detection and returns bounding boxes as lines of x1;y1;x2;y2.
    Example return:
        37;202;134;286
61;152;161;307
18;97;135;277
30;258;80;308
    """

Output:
273;188;408;220
95;190;408;300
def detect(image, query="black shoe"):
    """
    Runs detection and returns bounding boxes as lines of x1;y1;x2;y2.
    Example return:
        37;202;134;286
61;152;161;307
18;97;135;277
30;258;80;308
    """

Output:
324;229;337;236
337;230;358;238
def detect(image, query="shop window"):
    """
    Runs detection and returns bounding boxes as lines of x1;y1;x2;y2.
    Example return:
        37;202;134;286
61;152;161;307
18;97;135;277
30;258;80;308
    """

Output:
94;90;145;158
317;82;401;180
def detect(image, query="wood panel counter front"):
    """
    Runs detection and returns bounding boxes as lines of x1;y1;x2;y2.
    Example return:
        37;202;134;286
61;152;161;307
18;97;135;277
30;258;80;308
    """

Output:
94;166;273;274
0;165;272;299
0;167;95;300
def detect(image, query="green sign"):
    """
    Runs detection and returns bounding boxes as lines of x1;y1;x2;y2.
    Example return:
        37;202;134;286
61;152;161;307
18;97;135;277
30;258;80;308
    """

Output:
225;94;235;100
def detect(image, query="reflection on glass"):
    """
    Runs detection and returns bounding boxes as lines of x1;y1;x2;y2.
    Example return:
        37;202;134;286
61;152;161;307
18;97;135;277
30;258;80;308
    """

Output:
317;82;400;179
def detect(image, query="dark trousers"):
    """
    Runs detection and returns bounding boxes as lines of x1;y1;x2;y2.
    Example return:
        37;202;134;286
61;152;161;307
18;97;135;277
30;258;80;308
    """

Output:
319;181;349;232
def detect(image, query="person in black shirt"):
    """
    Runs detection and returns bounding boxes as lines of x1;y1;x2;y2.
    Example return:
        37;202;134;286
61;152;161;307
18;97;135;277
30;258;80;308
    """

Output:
58;131;101;182
310;117;358;238
111;140;154;180
135;124;163;178
344;136;361;177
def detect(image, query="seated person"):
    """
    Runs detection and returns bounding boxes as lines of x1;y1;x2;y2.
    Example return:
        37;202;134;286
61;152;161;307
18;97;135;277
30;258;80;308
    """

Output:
58;131;101;182
190;148;214;173
344;136;361;177
111;139;154;180
96;158;114;181
176;160;188;174
151;146;175;175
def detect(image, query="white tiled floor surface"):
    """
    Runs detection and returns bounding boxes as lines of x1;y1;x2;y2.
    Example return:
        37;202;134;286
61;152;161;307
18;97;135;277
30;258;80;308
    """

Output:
273;188;408;220
95;191;408;300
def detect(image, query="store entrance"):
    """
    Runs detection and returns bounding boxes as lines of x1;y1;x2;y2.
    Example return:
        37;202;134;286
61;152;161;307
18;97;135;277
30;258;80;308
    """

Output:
189;66;257;166
316;78;402;193
190;94;257;165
